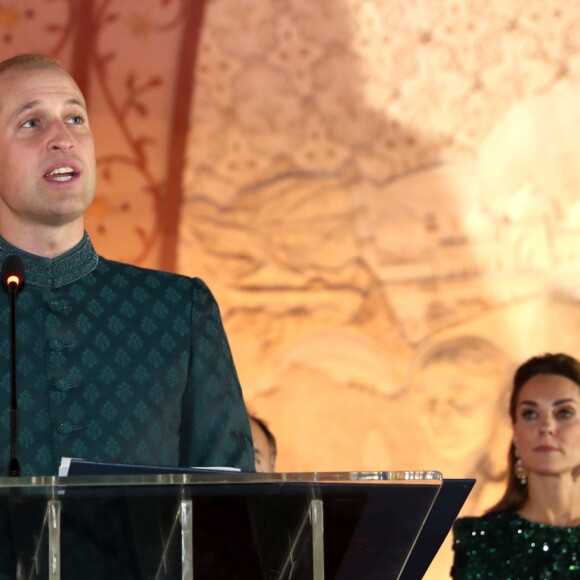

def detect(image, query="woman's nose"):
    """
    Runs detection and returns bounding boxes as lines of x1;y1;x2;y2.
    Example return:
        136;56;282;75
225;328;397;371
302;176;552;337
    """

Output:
539;416;555;435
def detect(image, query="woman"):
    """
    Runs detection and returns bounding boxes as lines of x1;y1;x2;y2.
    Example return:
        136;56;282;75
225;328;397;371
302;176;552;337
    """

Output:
451;353;580;578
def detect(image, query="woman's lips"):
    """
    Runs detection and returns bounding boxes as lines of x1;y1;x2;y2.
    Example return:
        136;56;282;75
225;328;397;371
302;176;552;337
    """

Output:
533;444;559;452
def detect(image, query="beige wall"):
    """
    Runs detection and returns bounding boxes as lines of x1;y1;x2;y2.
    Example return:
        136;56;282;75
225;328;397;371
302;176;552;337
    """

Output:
177;2;580;576
180;0;580;468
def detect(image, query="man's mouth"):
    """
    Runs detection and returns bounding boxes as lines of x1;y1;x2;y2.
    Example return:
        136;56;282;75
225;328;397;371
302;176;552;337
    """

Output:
44;166;77;182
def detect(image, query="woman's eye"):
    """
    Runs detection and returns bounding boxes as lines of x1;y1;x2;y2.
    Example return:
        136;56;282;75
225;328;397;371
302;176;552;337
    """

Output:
556;407;575;420
521;409;537;420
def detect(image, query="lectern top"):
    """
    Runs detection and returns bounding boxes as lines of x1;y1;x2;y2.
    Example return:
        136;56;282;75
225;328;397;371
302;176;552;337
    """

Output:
0;468;443;489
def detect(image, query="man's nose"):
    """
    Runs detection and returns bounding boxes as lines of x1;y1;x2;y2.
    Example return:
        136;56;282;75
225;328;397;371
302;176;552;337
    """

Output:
47;121;74;151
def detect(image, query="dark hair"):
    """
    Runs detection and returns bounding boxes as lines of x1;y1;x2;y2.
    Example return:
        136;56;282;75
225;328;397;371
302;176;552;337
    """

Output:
250;415;277;466
487;352;580;515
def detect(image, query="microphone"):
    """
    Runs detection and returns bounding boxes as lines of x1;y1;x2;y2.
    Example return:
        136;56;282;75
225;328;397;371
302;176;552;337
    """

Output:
1;255;25;477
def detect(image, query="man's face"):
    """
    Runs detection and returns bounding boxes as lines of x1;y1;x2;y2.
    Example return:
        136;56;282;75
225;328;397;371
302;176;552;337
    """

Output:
250;419;275;473
0;64;96;233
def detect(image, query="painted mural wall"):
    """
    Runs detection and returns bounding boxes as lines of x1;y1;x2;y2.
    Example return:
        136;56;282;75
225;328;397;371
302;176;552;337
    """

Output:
1;0;580;577
181;0;580;470
178;2;580;576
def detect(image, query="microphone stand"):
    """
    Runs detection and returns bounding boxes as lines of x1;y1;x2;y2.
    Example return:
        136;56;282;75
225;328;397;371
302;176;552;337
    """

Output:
1;255;24;477
7;276;20;477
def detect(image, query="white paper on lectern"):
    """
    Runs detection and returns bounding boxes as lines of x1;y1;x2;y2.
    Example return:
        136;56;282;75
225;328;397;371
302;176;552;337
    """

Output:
58;457;241;476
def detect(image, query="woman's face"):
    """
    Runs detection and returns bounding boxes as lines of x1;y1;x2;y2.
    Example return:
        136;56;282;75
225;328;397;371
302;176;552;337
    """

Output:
513;373;580;479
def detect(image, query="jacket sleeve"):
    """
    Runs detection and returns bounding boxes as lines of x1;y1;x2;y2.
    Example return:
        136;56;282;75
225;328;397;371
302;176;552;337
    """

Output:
180;277;255;471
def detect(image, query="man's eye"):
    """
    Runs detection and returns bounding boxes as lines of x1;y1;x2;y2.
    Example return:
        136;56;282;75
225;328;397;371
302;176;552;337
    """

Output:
22;119;39;128
68;115;84;125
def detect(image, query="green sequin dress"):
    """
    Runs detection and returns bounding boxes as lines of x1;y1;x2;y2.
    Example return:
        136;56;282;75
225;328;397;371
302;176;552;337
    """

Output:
452;512;580;579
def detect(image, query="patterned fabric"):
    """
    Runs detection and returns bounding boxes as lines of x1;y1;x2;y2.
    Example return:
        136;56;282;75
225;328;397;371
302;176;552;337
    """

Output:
0;233;254;475
452;512;580;579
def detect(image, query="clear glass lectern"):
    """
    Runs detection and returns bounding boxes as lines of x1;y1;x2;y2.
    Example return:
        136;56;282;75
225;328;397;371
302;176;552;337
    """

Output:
0;470;474;580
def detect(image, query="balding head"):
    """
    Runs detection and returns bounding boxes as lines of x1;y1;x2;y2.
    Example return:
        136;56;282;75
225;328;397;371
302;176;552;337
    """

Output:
0;53;66;78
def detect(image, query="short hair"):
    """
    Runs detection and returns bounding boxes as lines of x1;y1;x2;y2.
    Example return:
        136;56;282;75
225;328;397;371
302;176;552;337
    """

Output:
250;415;277;465
0;53;65;78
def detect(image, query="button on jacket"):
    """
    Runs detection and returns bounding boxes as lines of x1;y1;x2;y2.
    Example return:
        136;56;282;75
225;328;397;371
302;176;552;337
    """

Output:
0;233;254;475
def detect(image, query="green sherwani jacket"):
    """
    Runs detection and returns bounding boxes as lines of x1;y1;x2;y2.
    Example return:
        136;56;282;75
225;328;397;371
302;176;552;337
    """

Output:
0;232;254;475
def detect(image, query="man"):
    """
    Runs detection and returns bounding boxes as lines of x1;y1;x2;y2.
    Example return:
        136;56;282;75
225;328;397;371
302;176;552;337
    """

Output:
0;53;254;475
250;414;277;472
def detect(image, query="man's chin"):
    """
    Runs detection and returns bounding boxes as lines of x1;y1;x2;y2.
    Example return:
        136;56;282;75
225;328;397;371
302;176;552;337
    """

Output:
48;197;94;224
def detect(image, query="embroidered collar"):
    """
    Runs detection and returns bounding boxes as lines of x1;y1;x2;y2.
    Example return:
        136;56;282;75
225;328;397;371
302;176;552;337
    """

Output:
0;232;99;288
